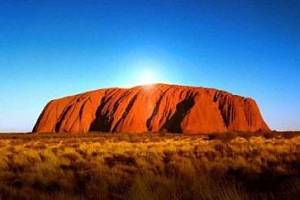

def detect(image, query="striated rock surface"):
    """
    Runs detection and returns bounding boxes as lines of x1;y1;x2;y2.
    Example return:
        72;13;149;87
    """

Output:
33;84;270;134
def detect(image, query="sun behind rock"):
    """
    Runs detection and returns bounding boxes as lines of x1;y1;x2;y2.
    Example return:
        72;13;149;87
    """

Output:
137;69;159;85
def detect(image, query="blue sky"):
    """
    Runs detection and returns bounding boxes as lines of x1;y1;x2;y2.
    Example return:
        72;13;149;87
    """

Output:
0;0;299;132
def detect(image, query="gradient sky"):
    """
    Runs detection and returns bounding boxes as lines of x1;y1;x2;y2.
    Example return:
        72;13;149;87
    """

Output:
0;0;299;132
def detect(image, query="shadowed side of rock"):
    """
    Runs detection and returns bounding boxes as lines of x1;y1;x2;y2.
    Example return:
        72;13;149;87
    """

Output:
33;84;270;134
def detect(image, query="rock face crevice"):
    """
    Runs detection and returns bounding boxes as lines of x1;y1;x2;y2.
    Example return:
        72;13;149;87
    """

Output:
161;95;195;133
33;84;270;134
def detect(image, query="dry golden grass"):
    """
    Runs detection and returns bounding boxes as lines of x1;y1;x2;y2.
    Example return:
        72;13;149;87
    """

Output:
0;132;299;199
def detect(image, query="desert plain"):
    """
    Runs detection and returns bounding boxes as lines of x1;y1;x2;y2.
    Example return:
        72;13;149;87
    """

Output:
0;132;299;200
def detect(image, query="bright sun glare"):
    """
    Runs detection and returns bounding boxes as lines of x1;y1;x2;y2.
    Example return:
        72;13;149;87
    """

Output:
137;70;158;85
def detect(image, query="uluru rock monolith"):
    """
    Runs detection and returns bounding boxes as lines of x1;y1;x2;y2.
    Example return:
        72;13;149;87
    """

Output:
33;84;270;134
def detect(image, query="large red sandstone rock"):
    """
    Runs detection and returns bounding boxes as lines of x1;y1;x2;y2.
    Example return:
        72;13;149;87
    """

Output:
33;84;270;134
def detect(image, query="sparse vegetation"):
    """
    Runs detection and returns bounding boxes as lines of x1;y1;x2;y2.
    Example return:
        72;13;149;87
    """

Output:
0;132;299;200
